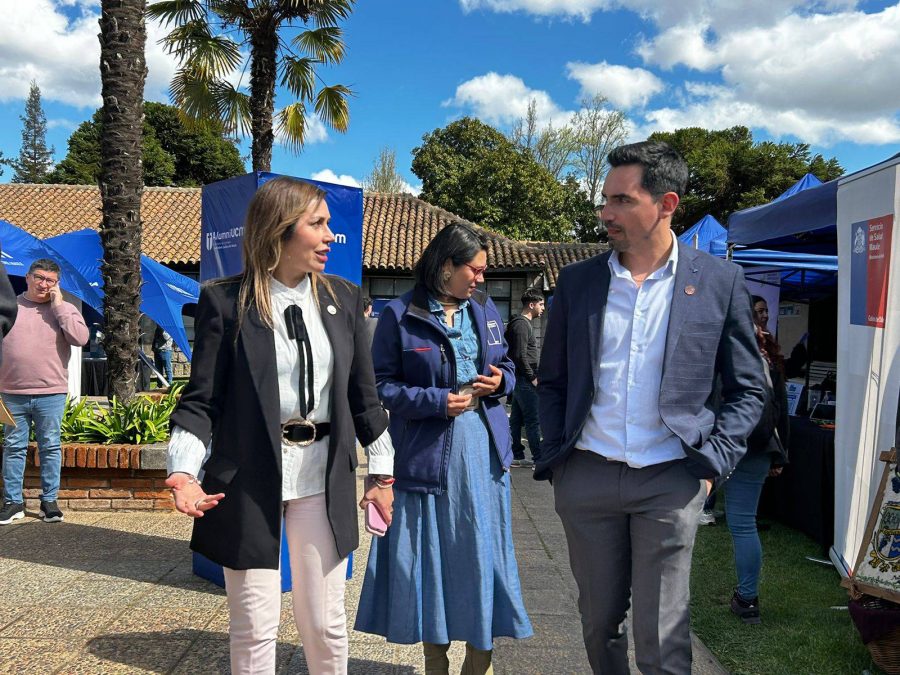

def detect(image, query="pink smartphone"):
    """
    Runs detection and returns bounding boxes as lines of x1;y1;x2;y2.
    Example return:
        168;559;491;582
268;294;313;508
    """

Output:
365;501;388;537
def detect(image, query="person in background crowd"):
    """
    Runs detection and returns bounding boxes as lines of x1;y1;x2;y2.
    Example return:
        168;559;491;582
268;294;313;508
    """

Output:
726;296;790;625
152;324;174;384
165;177;393;675
363;295;378;348
355;222;533;674
0;259;88;526
505;287;544;468
0;245;17;363
537;141;765;674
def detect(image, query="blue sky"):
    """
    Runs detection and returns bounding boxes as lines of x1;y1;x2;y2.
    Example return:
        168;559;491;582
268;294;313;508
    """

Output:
1;0;899;194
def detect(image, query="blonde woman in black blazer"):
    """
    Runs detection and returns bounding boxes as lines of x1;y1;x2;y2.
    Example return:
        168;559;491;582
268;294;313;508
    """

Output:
166;177;394;674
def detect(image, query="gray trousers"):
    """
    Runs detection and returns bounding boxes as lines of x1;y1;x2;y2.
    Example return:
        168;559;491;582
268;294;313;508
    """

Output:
553;450;706;675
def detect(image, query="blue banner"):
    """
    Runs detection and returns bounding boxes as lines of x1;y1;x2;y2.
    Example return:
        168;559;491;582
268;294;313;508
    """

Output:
201;172;363;285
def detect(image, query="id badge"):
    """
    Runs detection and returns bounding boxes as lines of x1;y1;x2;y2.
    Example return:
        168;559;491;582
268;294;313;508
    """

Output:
486;320;502;346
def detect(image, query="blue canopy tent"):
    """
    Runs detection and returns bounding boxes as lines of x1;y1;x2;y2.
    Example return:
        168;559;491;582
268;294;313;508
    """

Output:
679;214;837;298
46;230;199;358
679;214;728;254
774;173;823;202
727;178;838;253
0;219;104;311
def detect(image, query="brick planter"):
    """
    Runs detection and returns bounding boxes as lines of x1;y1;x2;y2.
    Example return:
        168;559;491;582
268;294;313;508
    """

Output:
14;442;173;512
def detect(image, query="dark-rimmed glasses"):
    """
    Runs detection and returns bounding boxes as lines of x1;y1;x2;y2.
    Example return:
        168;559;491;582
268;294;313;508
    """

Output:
29;273;59;287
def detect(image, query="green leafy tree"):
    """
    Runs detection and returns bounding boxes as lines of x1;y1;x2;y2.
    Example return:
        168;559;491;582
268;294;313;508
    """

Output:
363;147;406;193
146;0;355;172
412;117;593;241
98;0;147;402
49;103;243;186
9;81;55;183
143;102;244;185
649;126;844;232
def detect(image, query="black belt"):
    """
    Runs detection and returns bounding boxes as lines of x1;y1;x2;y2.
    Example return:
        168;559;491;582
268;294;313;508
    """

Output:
282;420;330;446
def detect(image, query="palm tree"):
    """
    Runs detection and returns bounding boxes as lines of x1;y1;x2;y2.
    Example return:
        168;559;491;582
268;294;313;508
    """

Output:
146;0;354;171
99;0;148;402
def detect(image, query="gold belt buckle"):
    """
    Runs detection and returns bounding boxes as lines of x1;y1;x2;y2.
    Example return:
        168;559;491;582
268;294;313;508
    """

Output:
282;418;317;447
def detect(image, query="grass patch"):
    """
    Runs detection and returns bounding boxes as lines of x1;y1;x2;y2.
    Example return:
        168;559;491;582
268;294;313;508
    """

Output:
690;519;882;675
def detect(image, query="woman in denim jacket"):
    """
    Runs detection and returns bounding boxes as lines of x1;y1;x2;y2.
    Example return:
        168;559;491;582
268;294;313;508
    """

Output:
355;223;533;673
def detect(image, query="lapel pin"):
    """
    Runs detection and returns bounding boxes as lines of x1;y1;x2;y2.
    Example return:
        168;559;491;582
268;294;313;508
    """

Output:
684;285;696;296
327;305;337;315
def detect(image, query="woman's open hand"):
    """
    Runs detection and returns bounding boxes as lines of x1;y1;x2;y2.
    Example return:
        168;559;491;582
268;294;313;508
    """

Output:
166;473;225;518
472;364;503;397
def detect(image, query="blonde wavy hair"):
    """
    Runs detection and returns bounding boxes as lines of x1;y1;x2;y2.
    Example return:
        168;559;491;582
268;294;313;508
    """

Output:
238;176;337;328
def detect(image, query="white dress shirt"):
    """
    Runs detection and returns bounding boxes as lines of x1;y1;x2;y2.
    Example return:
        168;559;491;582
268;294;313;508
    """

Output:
576;233;686;467
168;275;394;500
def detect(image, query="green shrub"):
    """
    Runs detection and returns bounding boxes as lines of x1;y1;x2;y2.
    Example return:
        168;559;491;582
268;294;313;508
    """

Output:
57;383;184;445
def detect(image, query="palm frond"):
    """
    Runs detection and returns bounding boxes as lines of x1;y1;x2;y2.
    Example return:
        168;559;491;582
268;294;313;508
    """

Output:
276;103;307;153
314;84;351;132
207;0;253;23
212;81;252;138
162;20;243;77
310;0;355;27
280;56;316;100
169;67;222;130
293;26;345;65
146;0;206;28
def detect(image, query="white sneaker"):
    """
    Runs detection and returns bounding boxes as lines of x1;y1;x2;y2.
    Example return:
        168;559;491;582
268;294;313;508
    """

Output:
698;510;717;526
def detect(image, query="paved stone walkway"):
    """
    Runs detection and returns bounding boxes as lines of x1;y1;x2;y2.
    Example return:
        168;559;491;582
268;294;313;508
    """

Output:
0;466;727;674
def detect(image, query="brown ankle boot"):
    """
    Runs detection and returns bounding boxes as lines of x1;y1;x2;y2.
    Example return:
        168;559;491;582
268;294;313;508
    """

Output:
461;643;493;675
423;642;451;675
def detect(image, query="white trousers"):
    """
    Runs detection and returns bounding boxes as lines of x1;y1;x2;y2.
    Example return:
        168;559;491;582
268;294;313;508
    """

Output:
223;493;349;675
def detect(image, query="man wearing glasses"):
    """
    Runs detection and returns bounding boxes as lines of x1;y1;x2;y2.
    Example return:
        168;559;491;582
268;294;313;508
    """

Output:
0;259;89;525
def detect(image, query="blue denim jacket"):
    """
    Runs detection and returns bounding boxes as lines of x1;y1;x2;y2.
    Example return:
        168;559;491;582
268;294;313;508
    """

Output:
373;285;516;493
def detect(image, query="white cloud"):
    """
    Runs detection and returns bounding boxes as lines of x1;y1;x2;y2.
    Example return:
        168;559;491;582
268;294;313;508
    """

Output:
47;118;78;131
0;0;178;109
632;4;900;144
310;169;361;188
444;72;572;128
636;83;900;145
464;0;900;147
401;181;422;196
566;61;665;109
459;0;608;20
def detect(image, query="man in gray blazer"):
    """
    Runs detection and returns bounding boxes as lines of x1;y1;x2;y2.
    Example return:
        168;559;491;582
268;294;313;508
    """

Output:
537;141;765;674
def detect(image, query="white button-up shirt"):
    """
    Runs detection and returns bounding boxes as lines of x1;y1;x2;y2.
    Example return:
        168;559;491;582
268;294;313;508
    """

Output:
168;275;393;500
576;234;686;467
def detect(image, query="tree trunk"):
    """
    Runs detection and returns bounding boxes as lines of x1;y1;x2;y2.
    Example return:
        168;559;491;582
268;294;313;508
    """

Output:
249;18;278;172
98;0;147;402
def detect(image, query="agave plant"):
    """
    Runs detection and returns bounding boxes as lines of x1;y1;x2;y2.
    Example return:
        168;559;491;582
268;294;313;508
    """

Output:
58;382;186;445
146;0;355;171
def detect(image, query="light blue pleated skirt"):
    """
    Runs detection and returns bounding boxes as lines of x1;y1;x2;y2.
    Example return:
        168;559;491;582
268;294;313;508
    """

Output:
354;409;533;650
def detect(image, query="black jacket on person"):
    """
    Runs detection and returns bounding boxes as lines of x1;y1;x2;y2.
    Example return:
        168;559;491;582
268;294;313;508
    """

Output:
170;274;388;569
746;361;790;463
504;314;538;382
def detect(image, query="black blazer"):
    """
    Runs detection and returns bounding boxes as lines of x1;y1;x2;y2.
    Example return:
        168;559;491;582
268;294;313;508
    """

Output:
171;274;388;569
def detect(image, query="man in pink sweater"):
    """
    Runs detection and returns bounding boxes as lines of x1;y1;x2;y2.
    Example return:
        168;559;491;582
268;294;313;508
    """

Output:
0;259;88;525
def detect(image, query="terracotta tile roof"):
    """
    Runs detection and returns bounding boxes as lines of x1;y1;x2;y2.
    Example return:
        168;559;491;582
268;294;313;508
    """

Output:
0;184;593;288
364;192;544;272
526;241;608;289
0;183;201;264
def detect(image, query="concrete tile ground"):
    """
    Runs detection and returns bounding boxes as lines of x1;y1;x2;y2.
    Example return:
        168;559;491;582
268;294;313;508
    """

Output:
0;467;727;674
